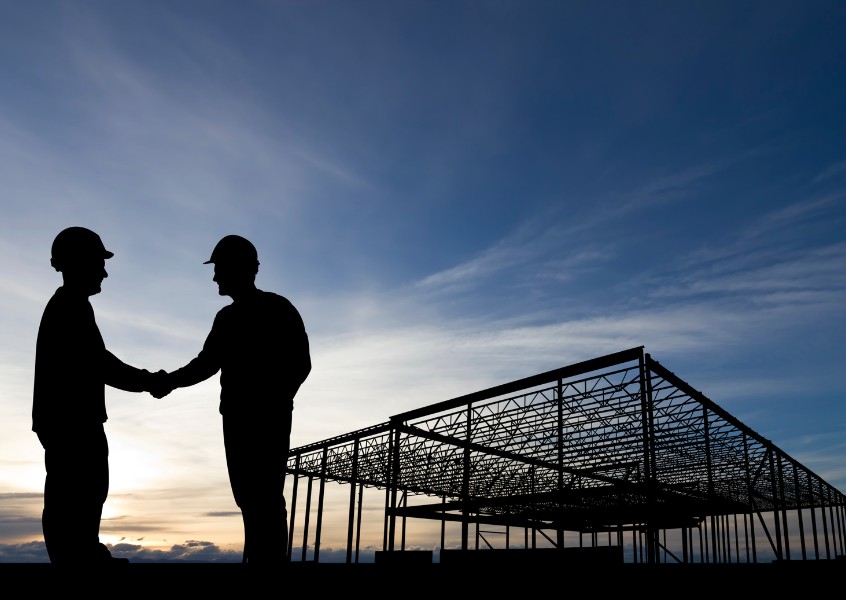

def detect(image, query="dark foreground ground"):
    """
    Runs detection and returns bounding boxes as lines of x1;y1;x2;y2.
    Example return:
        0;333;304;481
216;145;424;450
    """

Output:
2;557;843;594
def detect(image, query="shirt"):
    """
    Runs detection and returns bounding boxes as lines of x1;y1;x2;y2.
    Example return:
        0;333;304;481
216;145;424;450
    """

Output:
169;289;311;419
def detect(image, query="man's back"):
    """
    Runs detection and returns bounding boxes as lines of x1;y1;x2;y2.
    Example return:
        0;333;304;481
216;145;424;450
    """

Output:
215;290;311;416
32;287;108;432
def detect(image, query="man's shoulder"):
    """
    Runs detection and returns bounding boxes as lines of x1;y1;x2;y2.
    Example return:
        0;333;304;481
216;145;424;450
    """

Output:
41;287;89;319
221;290;300;317
257;291;307;331
256;289;298;309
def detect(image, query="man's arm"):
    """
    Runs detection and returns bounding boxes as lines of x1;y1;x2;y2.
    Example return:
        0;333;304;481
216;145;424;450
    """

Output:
286;304;311;402
165;351;221;390
103;350;158;393
149;313;226;398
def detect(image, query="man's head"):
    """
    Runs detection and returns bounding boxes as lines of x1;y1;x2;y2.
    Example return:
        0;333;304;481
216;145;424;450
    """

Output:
51;227;113;271
204;235;260;298
204;235;259;270
50;227;113;295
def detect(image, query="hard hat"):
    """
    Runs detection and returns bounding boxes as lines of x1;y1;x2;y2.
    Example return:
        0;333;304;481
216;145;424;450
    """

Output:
204;235;259;267
50;227;113;271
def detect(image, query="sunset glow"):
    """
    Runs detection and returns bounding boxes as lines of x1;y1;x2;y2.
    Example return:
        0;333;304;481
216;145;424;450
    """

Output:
1;1;844;563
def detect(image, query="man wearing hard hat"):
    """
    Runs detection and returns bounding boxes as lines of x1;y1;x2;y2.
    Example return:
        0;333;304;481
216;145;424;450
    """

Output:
33;226;160;565
152;234;311;566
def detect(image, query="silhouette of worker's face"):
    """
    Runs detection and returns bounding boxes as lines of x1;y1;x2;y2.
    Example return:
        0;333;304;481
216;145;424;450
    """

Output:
212;261;255;298
61;257;108;296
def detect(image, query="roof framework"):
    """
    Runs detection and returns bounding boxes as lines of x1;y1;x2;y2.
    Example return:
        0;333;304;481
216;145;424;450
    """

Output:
285;347;846;564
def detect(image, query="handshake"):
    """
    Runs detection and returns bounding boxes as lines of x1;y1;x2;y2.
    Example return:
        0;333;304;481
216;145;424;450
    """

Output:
144;370;176;399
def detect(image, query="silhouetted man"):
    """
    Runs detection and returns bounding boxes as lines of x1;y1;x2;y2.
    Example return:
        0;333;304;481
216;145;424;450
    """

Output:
33;226;160;565
153;235;311;565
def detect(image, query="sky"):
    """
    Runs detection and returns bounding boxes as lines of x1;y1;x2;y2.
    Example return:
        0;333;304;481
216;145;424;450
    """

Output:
1;0;845;563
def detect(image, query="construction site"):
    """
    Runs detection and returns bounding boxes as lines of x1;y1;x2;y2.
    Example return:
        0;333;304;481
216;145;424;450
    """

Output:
6;346;844;590
283;346;846;569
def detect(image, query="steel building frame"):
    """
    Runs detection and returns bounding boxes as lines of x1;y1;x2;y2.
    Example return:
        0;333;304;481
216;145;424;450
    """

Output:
284;347;846;564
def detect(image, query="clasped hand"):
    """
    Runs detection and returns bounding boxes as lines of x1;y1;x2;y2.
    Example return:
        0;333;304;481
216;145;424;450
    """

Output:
146;369;174;399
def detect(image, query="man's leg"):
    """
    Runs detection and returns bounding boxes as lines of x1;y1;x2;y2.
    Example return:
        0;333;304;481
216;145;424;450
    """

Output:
40;430;81;564
41;426;116;565
241;494;287;564
224;416;289;565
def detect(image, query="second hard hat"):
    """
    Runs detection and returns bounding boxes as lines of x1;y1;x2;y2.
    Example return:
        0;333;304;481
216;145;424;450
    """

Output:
204;235;259;267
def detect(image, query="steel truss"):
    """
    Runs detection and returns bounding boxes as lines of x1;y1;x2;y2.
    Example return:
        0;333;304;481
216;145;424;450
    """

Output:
285;347;846;564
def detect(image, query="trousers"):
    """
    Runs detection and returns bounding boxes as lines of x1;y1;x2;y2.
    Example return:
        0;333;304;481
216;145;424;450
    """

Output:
223;413;291;564
38;424;110;564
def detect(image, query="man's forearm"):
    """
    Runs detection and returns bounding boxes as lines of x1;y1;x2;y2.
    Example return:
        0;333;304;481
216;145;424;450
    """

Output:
104;356;152;393
168;355;219;390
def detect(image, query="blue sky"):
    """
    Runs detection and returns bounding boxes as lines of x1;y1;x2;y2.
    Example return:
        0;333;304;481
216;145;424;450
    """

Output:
1;1;844;562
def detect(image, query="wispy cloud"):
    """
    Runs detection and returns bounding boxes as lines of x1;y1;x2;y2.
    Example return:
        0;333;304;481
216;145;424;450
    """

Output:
414;160;731;298
812;160;846;185
414;215;616;297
